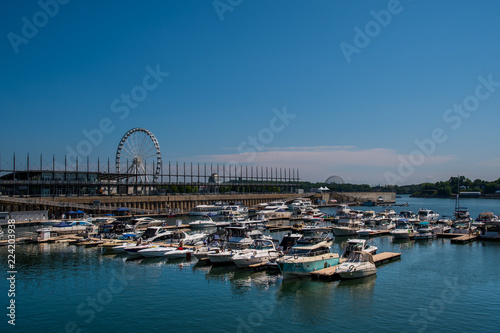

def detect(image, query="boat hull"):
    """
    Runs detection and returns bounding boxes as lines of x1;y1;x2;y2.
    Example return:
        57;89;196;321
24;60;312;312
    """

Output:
279;255;339;278
332;227;359;237
338;267;377;279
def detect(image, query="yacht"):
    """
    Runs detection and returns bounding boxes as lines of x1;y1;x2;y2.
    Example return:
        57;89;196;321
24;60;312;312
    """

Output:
418;209;440;222
414;221;436;240
231;239;281;268
301;221;331;233
140;227;207;245
277;236;339;278
399;211;419;223
390;219;415;240
133;217;165;227
112;242;139;253
137;246;177;257
189;215;217;228
340;239;377;260
189;204;223;216
279;233;303;252
331;218;364;237
206;226;254;264
258;201;292;220
163;247;194;259
336;251;377;279
124;243;158;255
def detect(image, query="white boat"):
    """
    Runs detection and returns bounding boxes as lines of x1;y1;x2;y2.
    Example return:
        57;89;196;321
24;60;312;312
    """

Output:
301;221;330;233
189;215;217;228
124;243;158;255
331;218;364;237
193;246;222;260
390;219;415;239
137;246;177;257
207;226;254;264
189;204;223;216
336;204;351;215
414;222;436;239
231;239;281;268
336;251;377;279
141;227;207;245
164;247;193;259
258;201;292;220
290;198;315;211
340;239;377;260
399;211;419;223
418;209;440;222
356;228;375;237
133;217;165;227
40;220;63;227
112;242;139;253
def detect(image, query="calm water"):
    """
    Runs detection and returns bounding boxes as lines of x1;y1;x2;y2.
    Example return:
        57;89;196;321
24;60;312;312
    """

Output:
1;196;500;332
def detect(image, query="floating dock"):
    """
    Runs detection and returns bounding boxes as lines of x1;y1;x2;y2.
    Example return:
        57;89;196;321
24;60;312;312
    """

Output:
310;252;401;281
450;234;478;244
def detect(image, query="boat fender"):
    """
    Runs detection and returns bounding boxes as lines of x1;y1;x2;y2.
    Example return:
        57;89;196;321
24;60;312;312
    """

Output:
348;265;354;271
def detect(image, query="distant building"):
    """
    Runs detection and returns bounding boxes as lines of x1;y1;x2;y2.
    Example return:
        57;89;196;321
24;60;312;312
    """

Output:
325;175;345;184
459;192;481;197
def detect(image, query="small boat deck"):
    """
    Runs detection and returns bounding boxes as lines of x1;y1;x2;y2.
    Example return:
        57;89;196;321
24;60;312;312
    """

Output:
310;252;401;281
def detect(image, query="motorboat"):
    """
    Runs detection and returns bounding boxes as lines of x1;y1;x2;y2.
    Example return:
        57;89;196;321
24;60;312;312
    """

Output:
193;245;222;261
279;233;303;252
40;220;63;227
163;247;193;259
289;198;314;209
336;204;351;215
399;211;419;223
189;215;217;228
257;201;292;220
137;246;177;257
301;221;331;233
356;228;375;237
206;227;254;264
124;243;158;255
418;209;440;222
140;227;207;245
277;236;339;278
331;218;364;237
340;239;377;260
390;219;415;239
189;204;224;216
336;251;377;279
231;239;281;268
112;242;139;253
132;217;165;227
414;222;436;240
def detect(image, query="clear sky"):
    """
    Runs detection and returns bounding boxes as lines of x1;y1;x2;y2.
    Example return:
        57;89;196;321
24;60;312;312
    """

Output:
1;0;500;185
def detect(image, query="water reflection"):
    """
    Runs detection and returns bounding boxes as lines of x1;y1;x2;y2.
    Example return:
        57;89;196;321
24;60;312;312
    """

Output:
276;278;336;325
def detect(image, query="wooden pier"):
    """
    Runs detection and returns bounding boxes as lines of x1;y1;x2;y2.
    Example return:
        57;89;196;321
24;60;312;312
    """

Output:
310;252;401;281
450;234;478;244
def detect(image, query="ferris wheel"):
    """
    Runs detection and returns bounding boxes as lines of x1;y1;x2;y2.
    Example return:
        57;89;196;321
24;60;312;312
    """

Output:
115;128;162;182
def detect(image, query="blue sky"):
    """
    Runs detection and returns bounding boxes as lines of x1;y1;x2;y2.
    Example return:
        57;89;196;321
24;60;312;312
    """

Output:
1;0;500;185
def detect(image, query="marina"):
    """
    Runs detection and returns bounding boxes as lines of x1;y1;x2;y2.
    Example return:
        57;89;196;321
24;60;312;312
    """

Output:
2;194;500;332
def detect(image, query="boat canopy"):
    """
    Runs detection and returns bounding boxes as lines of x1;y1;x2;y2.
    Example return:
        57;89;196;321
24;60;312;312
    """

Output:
346;251;374;263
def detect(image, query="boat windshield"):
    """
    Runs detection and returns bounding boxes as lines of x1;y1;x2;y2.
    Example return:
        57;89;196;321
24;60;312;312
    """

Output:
345;251;373;263
288;247;330;256
249;240;273;250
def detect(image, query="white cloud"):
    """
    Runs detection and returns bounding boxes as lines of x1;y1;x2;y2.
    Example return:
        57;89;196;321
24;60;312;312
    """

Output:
185;146;455;184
